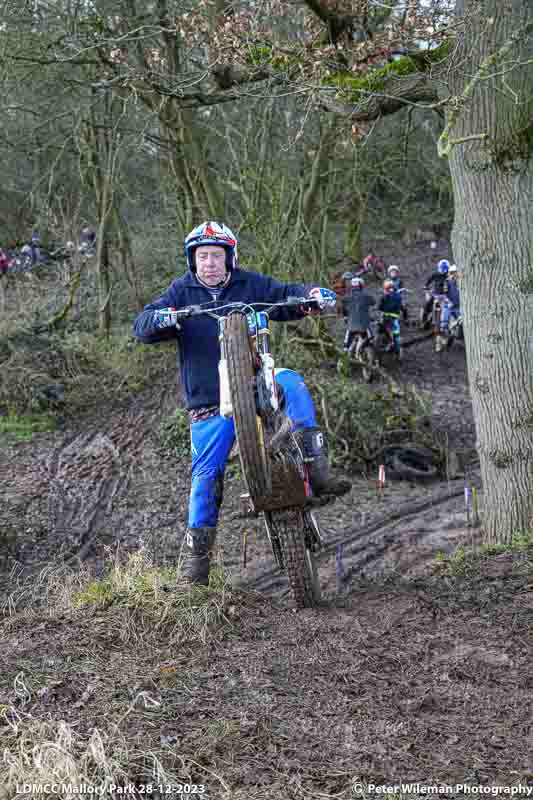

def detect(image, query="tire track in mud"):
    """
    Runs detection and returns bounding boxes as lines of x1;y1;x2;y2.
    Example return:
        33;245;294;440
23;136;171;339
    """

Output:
243;481;470;595
28;388;178;564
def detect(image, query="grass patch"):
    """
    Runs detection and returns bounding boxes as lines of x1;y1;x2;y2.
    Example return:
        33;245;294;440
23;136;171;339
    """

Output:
1;718;210;795
434;530;533;576
4;549;243;649
68;549;239;647
0;412;56;440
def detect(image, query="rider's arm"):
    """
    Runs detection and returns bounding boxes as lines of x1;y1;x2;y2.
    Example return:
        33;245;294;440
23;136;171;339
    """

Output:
249;273;315;322
133;282;184;343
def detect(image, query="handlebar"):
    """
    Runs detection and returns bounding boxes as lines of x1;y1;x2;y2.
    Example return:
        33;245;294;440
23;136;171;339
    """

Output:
173;296;321;319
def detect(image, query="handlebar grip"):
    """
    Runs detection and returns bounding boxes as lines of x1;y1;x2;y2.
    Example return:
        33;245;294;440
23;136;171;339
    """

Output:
287;296;320;305
175;305;202;318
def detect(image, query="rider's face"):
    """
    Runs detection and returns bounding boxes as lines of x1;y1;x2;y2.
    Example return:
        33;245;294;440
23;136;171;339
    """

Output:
195;246;228;286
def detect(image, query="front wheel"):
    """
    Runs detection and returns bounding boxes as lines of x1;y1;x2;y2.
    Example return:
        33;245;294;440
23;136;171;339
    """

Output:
356;338;376;382
225;312;271;507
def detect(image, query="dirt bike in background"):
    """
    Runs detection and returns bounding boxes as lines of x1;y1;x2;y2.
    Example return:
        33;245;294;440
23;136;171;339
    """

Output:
446;313;464;349
173;296;331;609
375;288;407;360
376;312;402;359
347;329;377;382
430;294;451;353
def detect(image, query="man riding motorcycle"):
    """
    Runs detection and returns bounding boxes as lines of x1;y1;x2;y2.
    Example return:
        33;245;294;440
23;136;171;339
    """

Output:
133;221;349;585
378;279;403;356
342;276;376;352
421;258;450;329
387;265;409;323
441;264;461;335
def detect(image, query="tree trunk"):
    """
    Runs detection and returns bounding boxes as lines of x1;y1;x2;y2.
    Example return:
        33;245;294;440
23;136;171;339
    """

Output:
97;236;112;337
447;0;533;542
346;144;366;263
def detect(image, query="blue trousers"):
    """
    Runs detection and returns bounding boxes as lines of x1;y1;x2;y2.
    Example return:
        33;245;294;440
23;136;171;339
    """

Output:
383;316;401;352
440;300;460;331
188;369;317;528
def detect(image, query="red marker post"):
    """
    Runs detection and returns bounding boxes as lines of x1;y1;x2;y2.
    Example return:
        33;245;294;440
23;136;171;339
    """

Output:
377;464;386;494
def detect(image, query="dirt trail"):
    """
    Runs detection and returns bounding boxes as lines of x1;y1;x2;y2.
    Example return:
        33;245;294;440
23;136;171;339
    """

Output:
0;239;478;606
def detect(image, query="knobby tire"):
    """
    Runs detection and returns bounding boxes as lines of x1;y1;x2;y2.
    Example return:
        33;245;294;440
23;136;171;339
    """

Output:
225;312;270;505
355;336;376;382
265;508;321;608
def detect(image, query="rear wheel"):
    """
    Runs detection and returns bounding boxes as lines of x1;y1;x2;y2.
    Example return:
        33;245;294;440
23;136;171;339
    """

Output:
225;312;271;506
264;508;321;608
432;303;443;352
357;338;376;382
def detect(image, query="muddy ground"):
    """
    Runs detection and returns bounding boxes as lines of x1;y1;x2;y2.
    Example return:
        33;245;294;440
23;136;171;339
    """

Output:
2;240;530;797
0;239;477;599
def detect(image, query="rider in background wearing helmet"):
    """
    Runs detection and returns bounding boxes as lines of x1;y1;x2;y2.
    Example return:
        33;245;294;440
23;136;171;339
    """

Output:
133;221;349;586
387;265;409;323
378;279;403;355
342;276;376;352
442;264;461;329
422;258;450;328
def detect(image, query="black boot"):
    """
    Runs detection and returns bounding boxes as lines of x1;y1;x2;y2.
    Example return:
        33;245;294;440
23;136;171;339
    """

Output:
180;526;217;586
300;427;351;498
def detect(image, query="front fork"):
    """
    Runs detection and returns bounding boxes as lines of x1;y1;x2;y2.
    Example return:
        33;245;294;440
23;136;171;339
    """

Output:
218;312;279;420
247;311;279;415
218;318;233;418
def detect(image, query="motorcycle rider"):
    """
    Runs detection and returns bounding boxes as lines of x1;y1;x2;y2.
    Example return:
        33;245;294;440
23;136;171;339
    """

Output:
133;221;349;586
441;264;461;333
387;265;409;323
378;279;402;355
342;276;376;352
421;258;450;329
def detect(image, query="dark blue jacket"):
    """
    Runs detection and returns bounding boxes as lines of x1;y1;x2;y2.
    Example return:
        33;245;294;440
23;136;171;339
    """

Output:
133;268;309;410
447;280;460;310
378;292;403;315
343;289;376;331
425;271;449;295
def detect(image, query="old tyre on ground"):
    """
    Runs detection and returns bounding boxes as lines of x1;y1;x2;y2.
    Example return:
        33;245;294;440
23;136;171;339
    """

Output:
225;312;271;506
264;508;321;608
384;445;439;482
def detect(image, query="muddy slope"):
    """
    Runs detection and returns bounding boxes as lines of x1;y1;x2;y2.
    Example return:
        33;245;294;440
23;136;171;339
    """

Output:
0;239;477;603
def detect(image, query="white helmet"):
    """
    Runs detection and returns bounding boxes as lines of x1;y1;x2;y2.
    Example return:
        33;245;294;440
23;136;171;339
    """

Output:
185;221;238;272
449;264;458;274
387;265;400;275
